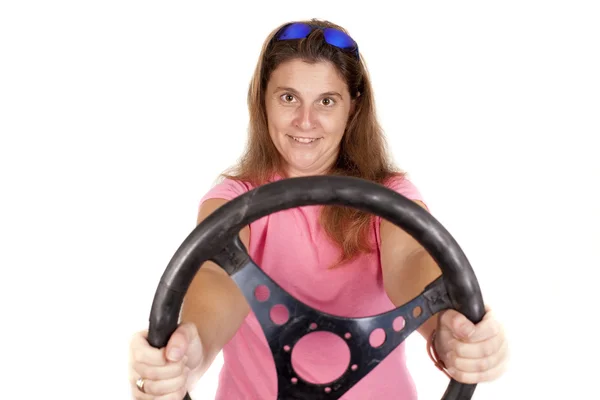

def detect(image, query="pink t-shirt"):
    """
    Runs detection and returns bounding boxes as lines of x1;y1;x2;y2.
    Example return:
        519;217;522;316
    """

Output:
199;174;427;399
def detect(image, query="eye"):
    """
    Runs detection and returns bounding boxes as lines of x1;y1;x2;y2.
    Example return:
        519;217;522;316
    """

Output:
280;94;296;103
321;97;335;106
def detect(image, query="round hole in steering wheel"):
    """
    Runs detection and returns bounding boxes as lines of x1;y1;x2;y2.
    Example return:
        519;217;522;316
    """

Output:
270;304;289;325
393;316;406;331
254;284;270;302
412;306;422;318
291;331;351;384
369;328;386;348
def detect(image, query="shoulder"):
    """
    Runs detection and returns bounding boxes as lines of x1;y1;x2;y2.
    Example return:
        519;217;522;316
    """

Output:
382;173;428;209
200;177;254;204
374;173;429;247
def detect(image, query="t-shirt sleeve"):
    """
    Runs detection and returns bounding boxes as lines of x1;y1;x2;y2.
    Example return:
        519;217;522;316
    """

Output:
200;178;252;205
384;174;428;210
374;174;429;247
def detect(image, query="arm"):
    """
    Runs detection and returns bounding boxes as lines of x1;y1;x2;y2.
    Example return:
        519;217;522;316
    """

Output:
380;201;509;383
180;198;251;377
379;200;441;341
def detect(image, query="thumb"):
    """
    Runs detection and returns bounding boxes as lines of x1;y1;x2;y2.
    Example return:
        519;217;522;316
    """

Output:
439;309;475;339
165;322;200;362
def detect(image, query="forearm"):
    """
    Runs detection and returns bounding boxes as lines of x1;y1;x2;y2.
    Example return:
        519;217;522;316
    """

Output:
384;249;442;341
180;261;250;373
182;198;251;375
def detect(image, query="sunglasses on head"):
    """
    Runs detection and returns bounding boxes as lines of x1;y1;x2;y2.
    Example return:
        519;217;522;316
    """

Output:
274;22;359;60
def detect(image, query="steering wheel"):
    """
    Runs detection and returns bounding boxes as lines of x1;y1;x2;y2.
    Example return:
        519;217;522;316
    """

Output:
146;176;485;400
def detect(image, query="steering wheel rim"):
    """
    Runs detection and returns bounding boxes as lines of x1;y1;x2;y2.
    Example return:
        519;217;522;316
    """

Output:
146;175;485;399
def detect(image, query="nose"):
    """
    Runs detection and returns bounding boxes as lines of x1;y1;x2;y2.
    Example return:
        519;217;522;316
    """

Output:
293;104;316;131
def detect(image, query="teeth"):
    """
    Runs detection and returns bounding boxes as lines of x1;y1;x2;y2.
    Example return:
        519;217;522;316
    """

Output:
292;137;317;143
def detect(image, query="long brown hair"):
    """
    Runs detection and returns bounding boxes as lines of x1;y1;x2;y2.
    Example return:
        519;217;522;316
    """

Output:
222;18;404;266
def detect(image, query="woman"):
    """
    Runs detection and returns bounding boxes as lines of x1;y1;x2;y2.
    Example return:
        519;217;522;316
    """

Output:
128;19;509;399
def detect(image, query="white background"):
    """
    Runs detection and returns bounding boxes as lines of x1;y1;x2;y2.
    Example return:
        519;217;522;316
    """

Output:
1;1;598;399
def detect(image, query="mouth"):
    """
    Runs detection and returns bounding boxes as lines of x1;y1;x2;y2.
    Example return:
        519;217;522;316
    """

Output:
287;135;322;144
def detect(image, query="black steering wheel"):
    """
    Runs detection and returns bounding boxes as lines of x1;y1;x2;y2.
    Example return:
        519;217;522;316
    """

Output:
146;176;485;400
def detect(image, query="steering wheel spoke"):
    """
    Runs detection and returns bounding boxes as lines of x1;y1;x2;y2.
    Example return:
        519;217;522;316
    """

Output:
210;234;251;276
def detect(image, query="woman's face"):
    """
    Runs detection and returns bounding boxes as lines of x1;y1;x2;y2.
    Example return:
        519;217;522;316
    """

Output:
265;58;354;177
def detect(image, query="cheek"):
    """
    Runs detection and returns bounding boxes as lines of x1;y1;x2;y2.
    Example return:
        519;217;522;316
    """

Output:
267;108;295;133
321;113;349;137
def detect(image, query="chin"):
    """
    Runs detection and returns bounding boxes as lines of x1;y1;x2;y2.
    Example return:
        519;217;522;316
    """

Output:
284;155;334;177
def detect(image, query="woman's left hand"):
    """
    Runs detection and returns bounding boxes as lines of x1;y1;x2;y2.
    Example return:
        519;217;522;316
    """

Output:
434;306;509;384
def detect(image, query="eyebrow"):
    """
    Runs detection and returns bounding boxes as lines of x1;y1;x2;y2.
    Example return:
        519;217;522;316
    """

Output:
275;86;344;99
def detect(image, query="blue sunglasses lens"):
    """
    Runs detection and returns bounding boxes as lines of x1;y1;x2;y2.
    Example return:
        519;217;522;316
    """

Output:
323;28;356;50
277;23;312;40
275;23;358;59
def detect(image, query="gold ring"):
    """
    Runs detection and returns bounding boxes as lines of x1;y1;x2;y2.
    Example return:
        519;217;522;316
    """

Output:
136;377;146;393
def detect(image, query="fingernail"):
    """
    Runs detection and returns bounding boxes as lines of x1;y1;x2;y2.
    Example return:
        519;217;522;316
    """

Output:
168;348;182;361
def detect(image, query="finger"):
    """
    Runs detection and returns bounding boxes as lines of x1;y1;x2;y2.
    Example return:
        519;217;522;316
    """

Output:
449;334;505;359
132;356;188;382
446;355;508;384
130;383;154;400
446;339;508;373
139;367;190;397
166;322;199;362
438;309;475;339
155;387;188;400
467;310;502;343
130;333;168;366
130;376;156;400
130;381;187;400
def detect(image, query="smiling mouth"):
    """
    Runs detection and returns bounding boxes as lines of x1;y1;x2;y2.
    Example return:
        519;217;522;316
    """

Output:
287;135;321;144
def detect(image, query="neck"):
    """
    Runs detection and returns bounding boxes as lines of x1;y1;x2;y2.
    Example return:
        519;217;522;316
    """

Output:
283;162;335;178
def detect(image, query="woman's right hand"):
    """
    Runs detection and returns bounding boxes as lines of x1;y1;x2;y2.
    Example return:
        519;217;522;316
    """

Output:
128;322;204;399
